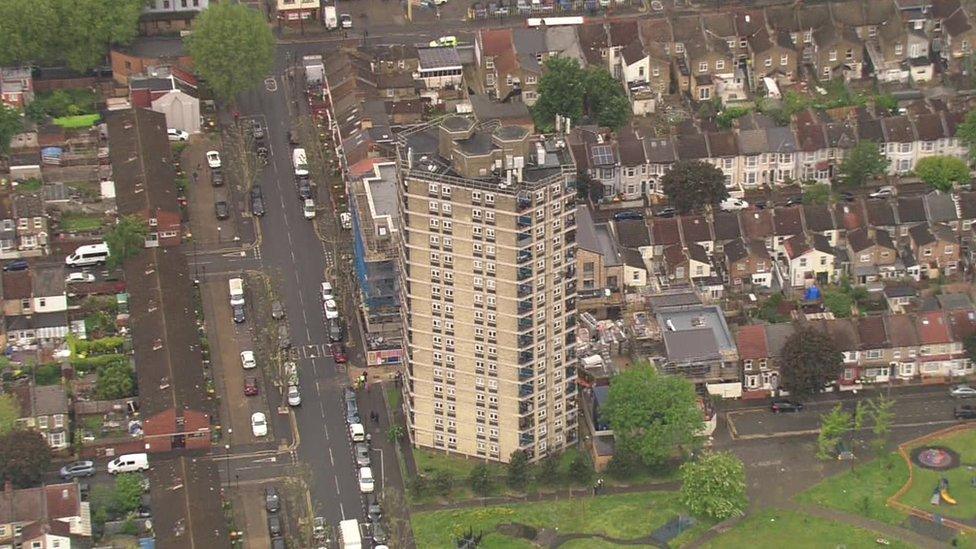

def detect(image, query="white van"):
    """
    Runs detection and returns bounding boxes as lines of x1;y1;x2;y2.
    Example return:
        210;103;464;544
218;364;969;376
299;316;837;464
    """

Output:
229;277;245;305
303;199;316;219
107;453;148;474
293;148;309;177
65;243;110;267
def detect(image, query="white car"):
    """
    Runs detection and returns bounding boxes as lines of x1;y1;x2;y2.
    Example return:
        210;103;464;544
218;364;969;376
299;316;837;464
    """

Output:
719;197;749;211
251;412;268;437
206;150;221;169
287;385;301;406
321;281;334;301
167;128;189;141
349;422;365;442
429;36;458;48
869;185;896;199
358;466;375;493
340;14;352;28
241;351;257;370
950;385;976;398
65;272;95;284
324;299;339;320
340;212;352;230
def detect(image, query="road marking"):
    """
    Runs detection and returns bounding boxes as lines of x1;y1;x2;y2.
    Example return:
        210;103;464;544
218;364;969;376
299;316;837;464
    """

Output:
329;448;334;466
265;77;278;92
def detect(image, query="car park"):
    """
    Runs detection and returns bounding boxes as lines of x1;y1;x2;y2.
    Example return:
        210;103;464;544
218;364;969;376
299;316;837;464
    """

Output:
265;487;280;512
287;385;301;406
324;299;339;320
330;343;348;363
955;405;976;420
268;514;282;537
358;467;375;493
271;300;285;319
244;376;259;396
60;461;95;479
214;201;229;220
241;351;256;369
206;150;221;169
951;384;976;398
167;128;189;141
251;412;268;437
349;422;365;442
65;272;95;284
770;399;804;413
355;443;371;466
251;186;266;216
211;169;224;187
321;281;334;301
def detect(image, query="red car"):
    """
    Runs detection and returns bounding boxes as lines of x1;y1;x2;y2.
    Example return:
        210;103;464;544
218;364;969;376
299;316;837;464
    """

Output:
330;343;348;363
244;377;259;396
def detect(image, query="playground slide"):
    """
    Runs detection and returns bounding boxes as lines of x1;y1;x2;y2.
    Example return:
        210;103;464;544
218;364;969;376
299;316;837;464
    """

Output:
941;489;957;505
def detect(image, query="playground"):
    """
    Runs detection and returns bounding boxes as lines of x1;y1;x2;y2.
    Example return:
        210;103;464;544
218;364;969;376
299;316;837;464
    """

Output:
893;426;976;526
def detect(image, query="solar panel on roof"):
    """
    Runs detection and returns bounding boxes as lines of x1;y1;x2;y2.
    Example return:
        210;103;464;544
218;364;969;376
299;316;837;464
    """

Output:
591;144;614;166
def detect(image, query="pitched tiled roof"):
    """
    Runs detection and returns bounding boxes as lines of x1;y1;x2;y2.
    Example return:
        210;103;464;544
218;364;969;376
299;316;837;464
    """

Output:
897;196;927;225
712;211;741;241
680;214;712;243
884;313;919;347
739;209;774;240
856;315;889;350
772;206;803;237
916;310;953;344
651;217;681;246
617;128;646;166
864;199;897;226
736;324;769;360
803;203;837;232
615;219;651;248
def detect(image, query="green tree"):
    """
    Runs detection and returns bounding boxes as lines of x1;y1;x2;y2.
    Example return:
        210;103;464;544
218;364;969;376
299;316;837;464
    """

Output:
104;215;147;269
780;326;843;399
0;394;20;435
533;58;630;130
661;160;730;214
0;105;24;156
957;108;976;161
507;450;530;488
875;93;898;115
0;0;56;66
468;464;494;497
57;0;143;72
568;452;594;485
95;362;136;399
801;183;831;205
583;68;631;129
823;288;854;318
602;363;704;467
387;424;404;444
867;394;896;456
535;452;561;484
817;404;851;460
185;3;275;102
679;452;747;520
112;473;144;515
914;156;971;192
0;429;52;488
838;141;889;187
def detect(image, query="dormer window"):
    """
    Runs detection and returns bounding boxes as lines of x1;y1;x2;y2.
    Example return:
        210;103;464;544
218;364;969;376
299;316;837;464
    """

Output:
149;218;158;227
675;43;684;53
486;57;494;69
895;44;903;56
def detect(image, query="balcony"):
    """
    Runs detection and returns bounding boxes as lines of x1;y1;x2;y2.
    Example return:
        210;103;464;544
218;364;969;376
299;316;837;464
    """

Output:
517;232;532;249
565;365;576;380
518;250;533;264
564;214;576;230
519;383;534;398
517;193;532;212
517;215;532;228
518;300;533;315
564;265;576;279
564;332;575;347
519;416;534;431
519;432;535;447
518;334;533;349
518;317;533;332
518;266;533;281
565;297;576;311
566;315;577;330
519;351;534;365
564;230;576;246
519;401;534;415
518;283;533;298
519;367;534;381
566;381;577;395
565;281;577;295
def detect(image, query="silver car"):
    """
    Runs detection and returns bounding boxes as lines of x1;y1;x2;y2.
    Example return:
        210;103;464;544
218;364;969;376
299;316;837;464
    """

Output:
60;460;95;479
355;443;371;467
287;385;301;406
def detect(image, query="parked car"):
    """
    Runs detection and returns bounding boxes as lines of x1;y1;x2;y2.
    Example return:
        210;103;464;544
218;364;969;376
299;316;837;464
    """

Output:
321;281;335;301
3;260;28;271
429;36;458;47
330;343;348;363
250;120;265;140
206;150;221;169
340;13;352;28
268;514;282;537
232;303;246;324
167;128;189;141
346;400;361;425
355;443;371;466
371;521;389;544
344;387;357;406
244;376;259;396
720;197;749;211
654;207;676;218
770;399;804;413
287;385;301;406
241;351;256;370
251;186;266;217
251;412;268;437
215;201;230;220
349;422;366;442
954;405;976;420
271;300;285;319
869;185;896;199
783;195;804;207
358;467;375;493
839;191;855;202
313;516;328;541
65;272;95;284
265;486;280;513
612;210;644;221
211;169;224;187
368;501;383;523
298;177;312;200
328;319;345;342
278;324;291;350
950;384;976;398
324;299;339;320
60;461;95;480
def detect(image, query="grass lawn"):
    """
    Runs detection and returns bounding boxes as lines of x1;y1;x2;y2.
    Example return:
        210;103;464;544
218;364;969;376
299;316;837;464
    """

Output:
414;448;503;480
13;179;42;193
53;113;101;128
702;509;913;549
899;428;976;521
796;453;910;525
61;214;103;233
411;491;708;549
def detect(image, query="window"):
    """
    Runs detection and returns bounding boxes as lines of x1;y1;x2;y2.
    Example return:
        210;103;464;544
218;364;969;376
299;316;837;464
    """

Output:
675;43;684;53
829;49;837;61
698;87;710;100
894;44;903;56
716;59;725;70
698;61;708;73
652;67;660;77
780;54;789;66
899;142;912;153
486;57;494;69
764;57;772;68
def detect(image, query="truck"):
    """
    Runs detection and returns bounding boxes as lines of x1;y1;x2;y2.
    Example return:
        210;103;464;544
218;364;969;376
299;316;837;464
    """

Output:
228;278;245;306
302;55;325;86
323;5;338;30
338;519;362;549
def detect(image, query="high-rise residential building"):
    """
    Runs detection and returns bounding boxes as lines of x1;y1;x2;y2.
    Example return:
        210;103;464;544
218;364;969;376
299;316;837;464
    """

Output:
395;116;580;462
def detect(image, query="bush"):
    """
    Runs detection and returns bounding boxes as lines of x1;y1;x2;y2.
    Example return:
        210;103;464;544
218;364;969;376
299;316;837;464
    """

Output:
95;362;136;400
568;453;594;485
71;354;127;374
535;452;562;485
469;464;494;497
74;337;125;356
507;450;531;488
32;363;62;386
26;89;97;123
606;452;642;480
429;470;454;495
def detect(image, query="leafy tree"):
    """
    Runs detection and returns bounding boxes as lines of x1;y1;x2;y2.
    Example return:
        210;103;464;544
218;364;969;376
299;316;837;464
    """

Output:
817;404;851;460
105;215;147;269
387;424;404;444
568;452;594;485
0;0;56;66
838;141;889;187
112;474;144;515
875;93;898;115
679;452;747;520
535;452;561;484
867;395;896;456
468;464;494;497
507;450;530;488
601;363;704;467
914;156;970;192
957;108;976;161
780;326;843;399
95;362;136;399
0;394;20;436
0;429;52;488
0;105;23;156
533;58;630;130
661;160;730;214
583;68;631;129
429;470;454;495
185;3;275;102
801;183;831;205
823;288;854;318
